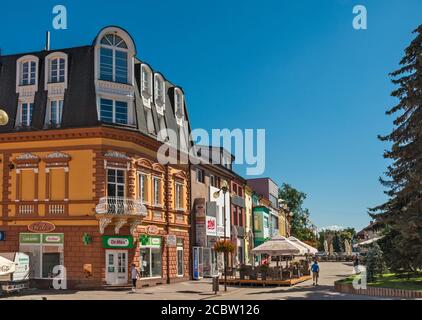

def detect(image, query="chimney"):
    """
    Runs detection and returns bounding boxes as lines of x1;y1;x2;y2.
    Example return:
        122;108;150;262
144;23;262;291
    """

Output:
45;31;51;51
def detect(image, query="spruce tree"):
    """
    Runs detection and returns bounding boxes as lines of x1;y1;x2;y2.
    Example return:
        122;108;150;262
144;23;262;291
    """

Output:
370;25;422;272
365;243;387;282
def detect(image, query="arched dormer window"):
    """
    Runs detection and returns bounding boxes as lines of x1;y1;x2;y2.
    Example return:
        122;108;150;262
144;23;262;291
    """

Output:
154;73;165;107
174;88;184;118
16;55;39;88
100;34;129;83
44;52;68;89
141;64;153;98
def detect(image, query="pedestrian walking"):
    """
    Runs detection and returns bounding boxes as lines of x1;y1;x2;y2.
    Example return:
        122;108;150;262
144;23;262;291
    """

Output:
353;255;360;274
311;259;320;286
131;263;140;293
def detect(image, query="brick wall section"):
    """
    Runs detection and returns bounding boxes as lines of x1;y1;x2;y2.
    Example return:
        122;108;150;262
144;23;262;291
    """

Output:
335;282;422;299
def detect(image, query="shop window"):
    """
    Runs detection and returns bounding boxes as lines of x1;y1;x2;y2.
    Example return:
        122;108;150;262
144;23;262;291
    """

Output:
140;237;162;278
19;233;64;279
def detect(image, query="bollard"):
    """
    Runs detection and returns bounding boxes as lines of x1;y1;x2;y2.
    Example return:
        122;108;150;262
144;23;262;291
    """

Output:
212;276;219;294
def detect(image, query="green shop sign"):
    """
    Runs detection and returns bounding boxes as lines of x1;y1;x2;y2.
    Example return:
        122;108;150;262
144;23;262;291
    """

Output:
102;236;134;249
20;233;64;244
140;235;161;248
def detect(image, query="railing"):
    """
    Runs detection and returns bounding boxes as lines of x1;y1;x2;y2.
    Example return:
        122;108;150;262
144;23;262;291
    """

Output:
18;204;35;215
48;203;65;215
95;197;147;216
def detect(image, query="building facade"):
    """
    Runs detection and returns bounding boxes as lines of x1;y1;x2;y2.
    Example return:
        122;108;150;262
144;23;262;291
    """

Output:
0;26;192;288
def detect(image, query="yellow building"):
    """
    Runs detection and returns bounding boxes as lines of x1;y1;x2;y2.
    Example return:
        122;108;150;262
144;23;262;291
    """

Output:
0;26;192;288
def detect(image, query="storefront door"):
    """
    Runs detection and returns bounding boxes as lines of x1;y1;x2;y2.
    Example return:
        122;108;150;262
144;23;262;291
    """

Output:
105;250;128;285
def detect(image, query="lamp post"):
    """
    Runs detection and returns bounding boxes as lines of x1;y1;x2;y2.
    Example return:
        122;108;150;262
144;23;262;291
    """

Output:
213;180;229;292
0;109;9;126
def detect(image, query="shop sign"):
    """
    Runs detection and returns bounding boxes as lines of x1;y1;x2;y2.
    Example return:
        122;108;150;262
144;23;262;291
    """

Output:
42;234;64;244
140;236;161;248
146;225;159;235
27;221;55;233
102;236;134;249
206;216;217;236
166;235;177;247
20;233;41;244
0;231;5;241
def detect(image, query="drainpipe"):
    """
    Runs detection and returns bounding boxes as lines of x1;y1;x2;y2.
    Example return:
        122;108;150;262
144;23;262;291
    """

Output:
165;164;170;284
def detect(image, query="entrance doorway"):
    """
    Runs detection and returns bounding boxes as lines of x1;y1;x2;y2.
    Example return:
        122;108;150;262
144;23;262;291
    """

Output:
105;250;128;285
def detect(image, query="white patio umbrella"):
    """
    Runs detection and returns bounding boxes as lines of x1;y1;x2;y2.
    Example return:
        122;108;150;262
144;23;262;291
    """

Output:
252;235;304;256
288;236;318;255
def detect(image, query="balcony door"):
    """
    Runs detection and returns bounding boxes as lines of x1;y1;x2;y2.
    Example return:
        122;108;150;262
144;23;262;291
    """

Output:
107;169;125;214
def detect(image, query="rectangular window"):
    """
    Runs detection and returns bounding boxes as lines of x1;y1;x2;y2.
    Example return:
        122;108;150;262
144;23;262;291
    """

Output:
49;99;63;126
142;69;151;94
175;182;183;210
196;169;204;184
153;176;161;206
140;239;162;278
19;102;33;127
50;58;65;83
210;175;215;188
139;173;147;204
233;207;238;226
107;169;125;198
100;99;128;125
100;48;113;82
177;245;184;277
115;51;128;84
21;61;36;86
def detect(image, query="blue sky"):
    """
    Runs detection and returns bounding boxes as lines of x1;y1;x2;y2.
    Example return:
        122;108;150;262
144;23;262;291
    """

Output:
2;0;422;231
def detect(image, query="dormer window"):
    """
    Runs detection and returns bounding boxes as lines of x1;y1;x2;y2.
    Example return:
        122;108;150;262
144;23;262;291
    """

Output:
16;56;39;88
100;34;129;84
141;65;152;98
174;88;184;118
50;58;65;83
21;61;36;85
154;74;165;106
16;102;34;127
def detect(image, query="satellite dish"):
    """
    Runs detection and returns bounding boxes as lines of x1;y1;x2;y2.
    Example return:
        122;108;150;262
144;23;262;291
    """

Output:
0;109;9;126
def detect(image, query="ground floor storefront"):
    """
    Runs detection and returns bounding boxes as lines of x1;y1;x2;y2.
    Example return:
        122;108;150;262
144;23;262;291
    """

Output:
0;220;190;289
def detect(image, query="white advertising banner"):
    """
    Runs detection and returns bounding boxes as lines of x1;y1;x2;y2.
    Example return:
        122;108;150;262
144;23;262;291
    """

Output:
0;256;15;276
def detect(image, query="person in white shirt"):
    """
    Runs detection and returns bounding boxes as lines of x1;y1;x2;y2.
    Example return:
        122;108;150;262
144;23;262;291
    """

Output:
131;263;140;292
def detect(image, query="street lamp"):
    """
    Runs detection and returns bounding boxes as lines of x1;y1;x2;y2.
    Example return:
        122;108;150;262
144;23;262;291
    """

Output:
0;109;9;126
213;179;229;292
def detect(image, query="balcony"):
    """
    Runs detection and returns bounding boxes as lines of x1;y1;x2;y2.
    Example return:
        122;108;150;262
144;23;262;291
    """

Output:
95;197;147;235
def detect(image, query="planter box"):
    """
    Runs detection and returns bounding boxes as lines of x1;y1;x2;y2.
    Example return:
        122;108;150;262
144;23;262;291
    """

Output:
334;282;422;299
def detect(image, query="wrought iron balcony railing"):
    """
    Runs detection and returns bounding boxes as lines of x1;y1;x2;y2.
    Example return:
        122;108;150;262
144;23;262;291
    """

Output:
95;197;147;216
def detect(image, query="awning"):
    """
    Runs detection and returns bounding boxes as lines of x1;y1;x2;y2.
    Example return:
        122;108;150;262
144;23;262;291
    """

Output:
353;236;384;247
288;236;318;254
0;255;15;276
252;235;304;256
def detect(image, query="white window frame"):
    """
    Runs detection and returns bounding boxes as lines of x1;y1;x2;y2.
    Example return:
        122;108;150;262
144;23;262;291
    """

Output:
175;182;184;211
16;55;39;92
99;36;130;84
139;243;162;279
196;168;204;184
154;73;165;108
44;52;68;90
141;65;153;98
174;88;184;118
98;95;135;126
152;176;162;207
16;100;34;127
106;167;126;198
45;97;64;127
138;172;148;204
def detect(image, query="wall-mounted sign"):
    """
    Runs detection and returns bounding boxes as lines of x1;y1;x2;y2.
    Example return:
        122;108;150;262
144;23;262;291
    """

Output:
140;236;161;248
27;221;55;233
146;225;159;235
166;234;177;247
0;231;5;241
206;216;217;236
20;233;64;244
102;236;134;249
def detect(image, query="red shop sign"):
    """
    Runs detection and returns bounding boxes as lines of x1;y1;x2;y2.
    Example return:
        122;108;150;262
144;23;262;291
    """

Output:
146;225;159;235
28;221;56;233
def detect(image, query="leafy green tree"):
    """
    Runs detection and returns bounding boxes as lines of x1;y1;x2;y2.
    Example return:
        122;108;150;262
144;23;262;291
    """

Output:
366;243;387;282
370;25;422;272
278;183;315;242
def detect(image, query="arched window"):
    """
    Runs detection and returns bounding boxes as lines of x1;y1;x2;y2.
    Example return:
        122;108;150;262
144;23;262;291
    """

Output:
16;55;39;87
174;88;184;118
99;34;129;83
141;65;152;97
154;74;165;106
